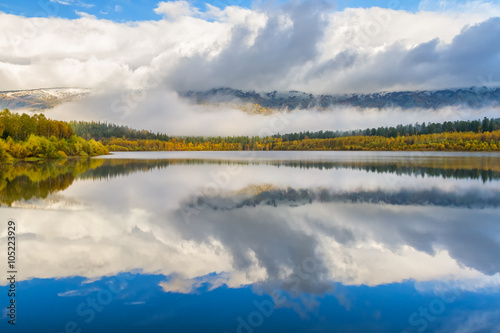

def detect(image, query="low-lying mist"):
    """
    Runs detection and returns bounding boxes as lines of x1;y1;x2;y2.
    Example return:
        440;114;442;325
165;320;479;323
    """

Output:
48;88;499;137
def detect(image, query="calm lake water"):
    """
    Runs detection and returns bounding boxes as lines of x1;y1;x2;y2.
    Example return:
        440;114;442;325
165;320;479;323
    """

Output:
1;151;500;332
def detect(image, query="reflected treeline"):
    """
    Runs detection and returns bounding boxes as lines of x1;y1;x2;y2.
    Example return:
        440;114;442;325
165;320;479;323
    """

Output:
2;155;500;205
0;159;104;206
81;156;500;182
185;186;500;209
76;159;189;180
267;157;500;182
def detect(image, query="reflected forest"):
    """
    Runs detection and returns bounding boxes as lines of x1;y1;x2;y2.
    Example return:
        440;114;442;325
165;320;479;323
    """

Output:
2;154;499;206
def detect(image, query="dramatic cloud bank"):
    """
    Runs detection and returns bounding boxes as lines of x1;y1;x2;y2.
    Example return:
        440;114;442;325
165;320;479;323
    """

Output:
1;0;499;135
1;0;500;94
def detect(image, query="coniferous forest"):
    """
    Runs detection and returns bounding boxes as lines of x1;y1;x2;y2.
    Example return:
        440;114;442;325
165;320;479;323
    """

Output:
70;117;500;152
1;108;499;164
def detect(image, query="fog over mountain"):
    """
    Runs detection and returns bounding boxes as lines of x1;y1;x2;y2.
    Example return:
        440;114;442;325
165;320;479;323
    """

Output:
184;86;500;110
3;85;498;137
3;86;500;112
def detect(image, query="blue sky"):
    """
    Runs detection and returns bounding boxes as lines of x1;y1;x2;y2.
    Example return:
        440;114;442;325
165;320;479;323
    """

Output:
0;0;438;21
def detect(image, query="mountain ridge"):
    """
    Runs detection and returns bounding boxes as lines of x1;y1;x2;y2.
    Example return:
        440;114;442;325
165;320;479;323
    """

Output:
183;86;500;110
0;87;91;111
1;86;499;112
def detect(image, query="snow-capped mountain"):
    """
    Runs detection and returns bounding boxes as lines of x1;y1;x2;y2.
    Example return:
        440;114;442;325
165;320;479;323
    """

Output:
2;86;500;113
184;86;500;110
0;88;91;111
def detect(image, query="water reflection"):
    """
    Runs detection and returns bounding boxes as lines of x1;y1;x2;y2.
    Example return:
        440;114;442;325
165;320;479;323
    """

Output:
185;185;500;209
2;152;500;206
0;159;103;206
0;152;499;332
80;153;500;183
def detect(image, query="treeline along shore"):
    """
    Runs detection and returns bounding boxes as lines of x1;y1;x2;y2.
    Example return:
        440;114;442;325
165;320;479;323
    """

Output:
0;109;108;163
73;117;500;152
1;108;499;163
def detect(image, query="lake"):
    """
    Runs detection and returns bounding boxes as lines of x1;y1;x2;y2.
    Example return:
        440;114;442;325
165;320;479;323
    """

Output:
1;151;500;332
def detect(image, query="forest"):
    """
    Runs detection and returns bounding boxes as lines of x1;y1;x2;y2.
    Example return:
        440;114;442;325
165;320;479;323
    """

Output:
101;130;500;152
70;117;500;152
71;117;500;142
274;117;500;140
1;109;499;164
71;120;171;141
0;109;109;163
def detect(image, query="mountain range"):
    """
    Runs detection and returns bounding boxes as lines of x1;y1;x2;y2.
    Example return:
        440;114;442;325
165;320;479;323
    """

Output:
0;88;91;111
1;86;499;113
184;86;500;111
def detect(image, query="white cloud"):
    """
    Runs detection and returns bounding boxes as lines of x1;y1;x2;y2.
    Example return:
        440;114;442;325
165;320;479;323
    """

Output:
0;1;499;95
0;1;498;136
154;1;199;19
159;274;231;293
58;287;100;297
160;275;198;293
74;10;96;19
50;0;94;8
51;0;72;5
